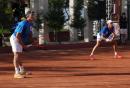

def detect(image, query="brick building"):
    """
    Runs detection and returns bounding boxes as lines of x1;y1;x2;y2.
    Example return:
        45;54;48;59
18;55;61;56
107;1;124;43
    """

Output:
112;0;122;21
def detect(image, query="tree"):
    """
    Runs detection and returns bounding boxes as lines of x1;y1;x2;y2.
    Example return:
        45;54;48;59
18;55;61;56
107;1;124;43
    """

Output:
71;0;86;40
0;0;13;29
64;0;69;22
88;0;106;21
45;0;65;42
0;0;14;46
12;2;25;23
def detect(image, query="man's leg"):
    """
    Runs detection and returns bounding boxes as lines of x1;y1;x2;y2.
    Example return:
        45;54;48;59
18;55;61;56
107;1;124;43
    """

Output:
16;52;25;74
13;52;24;78
111;40;122;59
90;40;100;59
13;52;20;74
16;52;26;75
112;40;117;55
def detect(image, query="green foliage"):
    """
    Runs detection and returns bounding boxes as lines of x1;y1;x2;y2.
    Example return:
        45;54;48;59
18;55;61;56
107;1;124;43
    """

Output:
45;0;65;42
88;0;106;21
0;28;11;35
0;0;13;29
46;0;65;31
71;0;86;29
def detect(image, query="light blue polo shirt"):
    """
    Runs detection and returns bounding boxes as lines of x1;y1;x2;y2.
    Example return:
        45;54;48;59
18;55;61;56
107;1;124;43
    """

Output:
13;20;32;44
99;26;114;38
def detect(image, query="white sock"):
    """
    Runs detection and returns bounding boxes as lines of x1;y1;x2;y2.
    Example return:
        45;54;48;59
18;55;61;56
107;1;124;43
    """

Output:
115;52;117;56
15;67;20;74
19;66;24;72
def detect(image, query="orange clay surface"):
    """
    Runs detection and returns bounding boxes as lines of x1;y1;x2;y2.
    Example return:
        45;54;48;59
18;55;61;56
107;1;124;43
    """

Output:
0;45;130;88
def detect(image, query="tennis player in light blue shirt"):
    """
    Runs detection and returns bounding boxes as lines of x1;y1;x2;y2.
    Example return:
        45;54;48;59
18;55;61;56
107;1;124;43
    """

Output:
10;11;35;78
90;20;122;60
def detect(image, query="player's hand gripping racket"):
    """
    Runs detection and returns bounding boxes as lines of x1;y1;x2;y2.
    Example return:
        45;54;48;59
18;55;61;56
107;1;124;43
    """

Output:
105;34;114;42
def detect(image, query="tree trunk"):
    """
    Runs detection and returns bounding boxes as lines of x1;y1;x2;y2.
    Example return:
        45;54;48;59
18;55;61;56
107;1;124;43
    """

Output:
69;0;78;41
83;5;93;42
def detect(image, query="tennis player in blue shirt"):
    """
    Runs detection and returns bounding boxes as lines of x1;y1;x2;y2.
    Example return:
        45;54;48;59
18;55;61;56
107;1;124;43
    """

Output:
10;11;35;78
90;20;122;60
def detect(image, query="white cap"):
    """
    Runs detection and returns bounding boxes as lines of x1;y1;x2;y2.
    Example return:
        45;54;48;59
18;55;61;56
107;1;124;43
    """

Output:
107;20;113;24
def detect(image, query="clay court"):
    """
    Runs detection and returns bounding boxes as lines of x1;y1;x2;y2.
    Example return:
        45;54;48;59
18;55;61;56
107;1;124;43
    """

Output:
0;44;130;88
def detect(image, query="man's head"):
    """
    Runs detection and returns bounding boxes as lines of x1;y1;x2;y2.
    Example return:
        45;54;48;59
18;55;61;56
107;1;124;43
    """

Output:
107;20;113;29
26;11;35;21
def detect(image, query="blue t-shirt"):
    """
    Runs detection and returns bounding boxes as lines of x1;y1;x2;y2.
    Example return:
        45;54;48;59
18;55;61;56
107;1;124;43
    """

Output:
13;20;32;44
99;26;114;38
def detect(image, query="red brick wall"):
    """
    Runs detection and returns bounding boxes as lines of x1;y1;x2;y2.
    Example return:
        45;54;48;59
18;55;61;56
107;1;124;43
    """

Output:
49;31;70;42
112;0;122;21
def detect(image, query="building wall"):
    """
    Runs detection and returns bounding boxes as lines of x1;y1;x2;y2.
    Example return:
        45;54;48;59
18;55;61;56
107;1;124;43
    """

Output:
112;0;122;21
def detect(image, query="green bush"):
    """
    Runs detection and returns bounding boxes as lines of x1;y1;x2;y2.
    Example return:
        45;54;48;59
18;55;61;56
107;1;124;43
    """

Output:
0;28;11;36
0;0;13;29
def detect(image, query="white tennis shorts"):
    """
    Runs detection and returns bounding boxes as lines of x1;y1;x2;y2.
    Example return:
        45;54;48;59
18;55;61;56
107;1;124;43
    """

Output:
10;35;23;53
96;33;118;42
97;33;104;41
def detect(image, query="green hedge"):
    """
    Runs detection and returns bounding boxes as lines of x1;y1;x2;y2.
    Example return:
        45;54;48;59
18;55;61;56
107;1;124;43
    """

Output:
0;29;11;35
